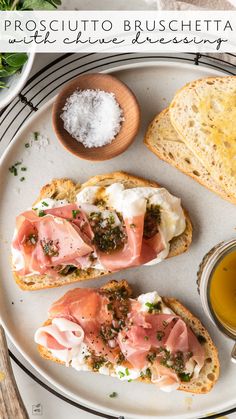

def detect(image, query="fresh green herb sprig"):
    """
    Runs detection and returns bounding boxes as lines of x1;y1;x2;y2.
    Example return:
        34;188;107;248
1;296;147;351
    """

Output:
145;301;162;313
0;0;61;11
0;53;28;88
0;0;61;87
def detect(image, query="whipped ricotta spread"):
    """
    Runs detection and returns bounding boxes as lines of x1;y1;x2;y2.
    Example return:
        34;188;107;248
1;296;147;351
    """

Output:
76;183;186;265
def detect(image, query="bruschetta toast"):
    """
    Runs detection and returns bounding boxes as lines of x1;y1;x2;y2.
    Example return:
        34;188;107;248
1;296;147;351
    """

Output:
35;280;219;394
144;76;236;205
144;108;235;204
12;172;192;291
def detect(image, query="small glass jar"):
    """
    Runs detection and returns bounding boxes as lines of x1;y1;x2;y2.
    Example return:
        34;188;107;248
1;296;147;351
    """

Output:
197;239;236;363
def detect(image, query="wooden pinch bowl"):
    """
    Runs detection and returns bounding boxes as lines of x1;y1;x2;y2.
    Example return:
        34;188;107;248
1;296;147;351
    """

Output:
52;73;141;161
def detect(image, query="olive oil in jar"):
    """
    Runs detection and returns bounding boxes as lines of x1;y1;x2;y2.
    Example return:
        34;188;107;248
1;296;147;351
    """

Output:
209;250;236;331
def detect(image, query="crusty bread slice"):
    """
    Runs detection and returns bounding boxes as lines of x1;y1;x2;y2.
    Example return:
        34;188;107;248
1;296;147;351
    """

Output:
37;279;220;394
144;108;235;204
169;76;236;201
14;172;192;291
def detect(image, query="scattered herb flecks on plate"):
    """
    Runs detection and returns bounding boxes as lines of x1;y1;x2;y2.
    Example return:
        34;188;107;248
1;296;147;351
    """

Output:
9;161;27;181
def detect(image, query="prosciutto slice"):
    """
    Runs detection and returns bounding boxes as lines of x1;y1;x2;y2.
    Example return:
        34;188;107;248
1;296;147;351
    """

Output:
98;215;165;272
12;207;93;276
12;201;169;276
117;306;205;371
49;287;117;363
35;318;84;350
35;285;206;391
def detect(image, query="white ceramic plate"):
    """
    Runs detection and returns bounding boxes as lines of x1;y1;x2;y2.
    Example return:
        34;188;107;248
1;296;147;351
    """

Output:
0;61;235;419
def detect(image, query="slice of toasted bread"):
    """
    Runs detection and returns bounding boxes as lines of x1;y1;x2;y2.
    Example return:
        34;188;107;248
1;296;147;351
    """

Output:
169;76;236;201
37;280;219;394
144;108;235;204
14;172;192;291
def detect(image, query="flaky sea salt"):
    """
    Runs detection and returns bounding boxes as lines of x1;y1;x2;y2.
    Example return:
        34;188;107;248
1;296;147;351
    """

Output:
61;89;124;148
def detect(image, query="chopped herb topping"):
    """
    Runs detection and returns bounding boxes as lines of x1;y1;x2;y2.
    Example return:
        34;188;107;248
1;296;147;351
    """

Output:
125;367;130;376
9;161;23;177
118;371;125;379
41;239;59;257
38;210;46;217
144;204;161;239
145;368;152;379
146;352;157;364
34;132;39;141
145;301;162;313
162;320;168;328
108;213;115;224
42;201;49;207
117;352;125;365
25;143;30;148
156;330;165;341
178;372;191;382
100;324;117;343
94;198;106;207
72;209;81;219
9;166;18;176
92;357;105;371
144;335;149;341
109;392;117;398
160;350;190;375
130;223;136;229
20;177;25;182
21;167;27;171
89;211;126;254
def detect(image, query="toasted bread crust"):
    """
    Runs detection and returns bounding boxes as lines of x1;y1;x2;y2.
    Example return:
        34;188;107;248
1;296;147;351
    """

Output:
14;172;192;291
144;108;236;205
37;280;219;394
169;76;236;201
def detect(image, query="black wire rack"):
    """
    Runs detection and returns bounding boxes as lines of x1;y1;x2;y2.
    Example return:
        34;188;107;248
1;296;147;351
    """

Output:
0;52;236;419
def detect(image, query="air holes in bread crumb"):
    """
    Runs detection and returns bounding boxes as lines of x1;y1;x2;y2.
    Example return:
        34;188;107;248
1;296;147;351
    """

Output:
193;170;200;176
201;128;210;135
192;105;198;113
207;373;215;381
